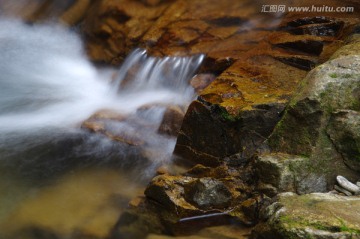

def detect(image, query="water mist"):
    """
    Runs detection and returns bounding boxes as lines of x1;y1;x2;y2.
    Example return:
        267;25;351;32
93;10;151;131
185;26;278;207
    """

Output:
0;19;204;180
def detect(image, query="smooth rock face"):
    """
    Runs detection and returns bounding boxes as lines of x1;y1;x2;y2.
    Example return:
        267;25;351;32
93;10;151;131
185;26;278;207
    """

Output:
254;153;327;196
336;175;360;194
251;193;360;239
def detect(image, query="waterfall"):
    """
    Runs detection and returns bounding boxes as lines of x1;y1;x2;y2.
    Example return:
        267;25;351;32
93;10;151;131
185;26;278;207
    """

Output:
0;19;204;179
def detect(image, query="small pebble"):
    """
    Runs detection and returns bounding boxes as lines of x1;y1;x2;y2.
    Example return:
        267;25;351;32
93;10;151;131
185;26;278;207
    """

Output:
334;185;353;196
336;175;360;194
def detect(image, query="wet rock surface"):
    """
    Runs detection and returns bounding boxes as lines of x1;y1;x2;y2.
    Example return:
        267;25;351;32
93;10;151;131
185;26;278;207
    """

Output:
108;25;360;239
184;178;232;210
5;0;360;169
79;0;360;167
251;193;360;239
158;105;185;137
3;1;360;239
83;0;173;64
81;104;186;166
111;160;260;237
0;0;93;25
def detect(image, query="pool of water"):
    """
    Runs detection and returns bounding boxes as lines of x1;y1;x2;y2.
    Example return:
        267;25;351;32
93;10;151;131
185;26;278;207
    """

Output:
0;167;144;239
0;18;216;239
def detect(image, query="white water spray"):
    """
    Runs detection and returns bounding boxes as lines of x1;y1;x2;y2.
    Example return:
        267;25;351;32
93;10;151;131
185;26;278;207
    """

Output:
0;19;204;132
0;19;204;175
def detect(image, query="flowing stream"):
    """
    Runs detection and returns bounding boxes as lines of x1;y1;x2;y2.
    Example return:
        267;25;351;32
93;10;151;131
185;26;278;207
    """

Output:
0;19;205;239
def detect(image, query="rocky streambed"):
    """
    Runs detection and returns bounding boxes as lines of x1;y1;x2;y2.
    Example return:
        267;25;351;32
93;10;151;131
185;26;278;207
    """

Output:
1;0;360;239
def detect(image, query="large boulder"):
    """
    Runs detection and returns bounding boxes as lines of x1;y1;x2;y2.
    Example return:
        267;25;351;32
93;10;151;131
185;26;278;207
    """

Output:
263;34;360;194
251;193;360;239
328;110;360;172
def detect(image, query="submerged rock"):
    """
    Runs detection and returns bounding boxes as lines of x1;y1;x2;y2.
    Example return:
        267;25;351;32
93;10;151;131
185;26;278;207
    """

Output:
10;226;60;239
81;110;144;146
251;193;360;239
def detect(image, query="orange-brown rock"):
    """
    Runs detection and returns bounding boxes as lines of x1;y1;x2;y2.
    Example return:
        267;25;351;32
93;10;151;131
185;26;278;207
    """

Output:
83;0;174;64
112;160;258;237
81;109;144;146
82;0;360;166
190;73;216;93
157;105;185;137
0;0;93;25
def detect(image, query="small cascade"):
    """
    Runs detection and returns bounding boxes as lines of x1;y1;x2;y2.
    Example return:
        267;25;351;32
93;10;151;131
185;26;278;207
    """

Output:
0;19;204;180
114;48;204;94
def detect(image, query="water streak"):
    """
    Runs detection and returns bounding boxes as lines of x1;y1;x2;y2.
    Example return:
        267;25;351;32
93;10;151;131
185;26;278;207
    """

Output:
0;19;204;179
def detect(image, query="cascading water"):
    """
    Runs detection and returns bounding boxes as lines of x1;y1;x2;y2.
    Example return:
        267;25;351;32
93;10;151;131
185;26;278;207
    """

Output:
0;19;203;130
0;18;204;238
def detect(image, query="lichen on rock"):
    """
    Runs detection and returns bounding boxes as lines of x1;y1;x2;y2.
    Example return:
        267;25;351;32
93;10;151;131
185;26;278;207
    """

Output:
263;34;360;194
251;193;360;239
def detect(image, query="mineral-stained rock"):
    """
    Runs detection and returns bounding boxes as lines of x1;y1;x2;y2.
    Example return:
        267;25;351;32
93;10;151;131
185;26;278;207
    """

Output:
158;105;185;137
83;0;173;64
280;17;345;37
190;74;216;94
251;193;360;239
174;51;321;166
0;0;93;25
81;110;144;146
144;175;201;216
81;0;360;167
112;161;257;237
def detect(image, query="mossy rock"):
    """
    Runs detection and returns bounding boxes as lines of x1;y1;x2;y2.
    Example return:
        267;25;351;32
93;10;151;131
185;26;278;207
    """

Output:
251;193;360;239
